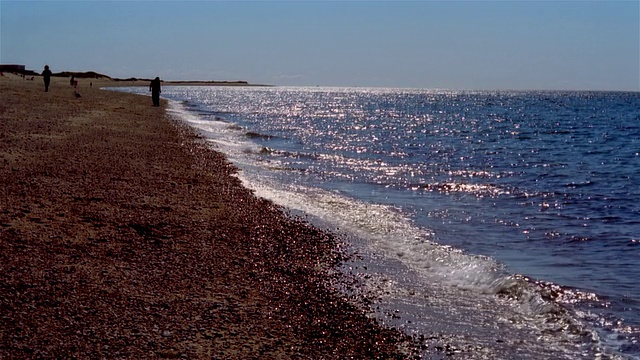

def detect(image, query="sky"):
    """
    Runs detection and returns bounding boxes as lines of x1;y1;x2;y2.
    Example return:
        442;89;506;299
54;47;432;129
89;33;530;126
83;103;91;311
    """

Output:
1;1;638;91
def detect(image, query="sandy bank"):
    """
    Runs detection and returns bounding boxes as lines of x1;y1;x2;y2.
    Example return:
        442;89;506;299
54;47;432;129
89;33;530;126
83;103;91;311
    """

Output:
0;75;414;358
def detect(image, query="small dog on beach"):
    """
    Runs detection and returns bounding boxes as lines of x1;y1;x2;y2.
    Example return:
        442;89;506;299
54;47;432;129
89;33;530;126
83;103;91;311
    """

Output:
74;91;81;98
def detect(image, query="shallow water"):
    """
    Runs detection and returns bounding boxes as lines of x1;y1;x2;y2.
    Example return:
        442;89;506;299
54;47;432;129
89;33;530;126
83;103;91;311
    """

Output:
112;86;640;359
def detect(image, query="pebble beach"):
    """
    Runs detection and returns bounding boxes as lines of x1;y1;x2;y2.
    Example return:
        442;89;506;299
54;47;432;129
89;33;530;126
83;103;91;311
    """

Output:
0;75;414;359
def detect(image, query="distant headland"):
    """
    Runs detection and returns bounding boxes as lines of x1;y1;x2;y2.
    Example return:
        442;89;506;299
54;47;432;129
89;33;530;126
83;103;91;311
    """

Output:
0;64;271;86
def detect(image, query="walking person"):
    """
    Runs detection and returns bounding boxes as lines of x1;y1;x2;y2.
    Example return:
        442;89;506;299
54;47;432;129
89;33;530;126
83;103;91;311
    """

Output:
149;77;161;107
42;65;52;92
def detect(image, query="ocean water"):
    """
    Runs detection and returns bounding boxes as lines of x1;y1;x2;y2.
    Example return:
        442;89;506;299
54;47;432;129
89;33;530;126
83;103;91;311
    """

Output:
113;86;640;359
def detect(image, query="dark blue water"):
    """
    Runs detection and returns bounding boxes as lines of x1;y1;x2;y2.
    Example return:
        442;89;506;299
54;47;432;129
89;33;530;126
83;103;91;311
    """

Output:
114;86;640;358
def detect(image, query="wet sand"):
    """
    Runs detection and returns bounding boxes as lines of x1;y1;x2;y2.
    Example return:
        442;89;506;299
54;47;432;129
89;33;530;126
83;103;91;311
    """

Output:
0;75;414;358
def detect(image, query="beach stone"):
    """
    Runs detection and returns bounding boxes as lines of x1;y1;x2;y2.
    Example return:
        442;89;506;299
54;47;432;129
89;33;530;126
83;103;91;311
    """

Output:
0;77;419;359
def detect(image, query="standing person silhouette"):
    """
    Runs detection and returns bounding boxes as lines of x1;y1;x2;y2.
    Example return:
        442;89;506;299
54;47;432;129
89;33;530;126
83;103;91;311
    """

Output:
42;65;52;92
149;77;161;107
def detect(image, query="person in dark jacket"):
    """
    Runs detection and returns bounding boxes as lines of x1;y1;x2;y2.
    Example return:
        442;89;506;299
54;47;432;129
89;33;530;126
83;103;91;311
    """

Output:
42;65;52;92
149;77;161;107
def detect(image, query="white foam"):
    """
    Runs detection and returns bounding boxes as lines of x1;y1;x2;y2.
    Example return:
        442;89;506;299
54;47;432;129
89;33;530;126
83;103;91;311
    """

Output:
167;100;265;161
167;103;230;133
237;170;512;291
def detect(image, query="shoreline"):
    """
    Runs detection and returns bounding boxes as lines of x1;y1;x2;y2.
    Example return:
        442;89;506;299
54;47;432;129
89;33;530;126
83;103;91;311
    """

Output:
109;80;273;88
2;72;271;88
0;75;415;358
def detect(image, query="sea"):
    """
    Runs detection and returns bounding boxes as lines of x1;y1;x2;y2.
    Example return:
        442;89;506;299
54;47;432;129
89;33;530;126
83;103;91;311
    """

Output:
112;86;640;359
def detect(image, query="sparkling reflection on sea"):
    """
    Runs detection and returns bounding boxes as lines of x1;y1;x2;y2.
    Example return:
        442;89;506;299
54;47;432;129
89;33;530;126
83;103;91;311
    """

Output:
113;86;640;359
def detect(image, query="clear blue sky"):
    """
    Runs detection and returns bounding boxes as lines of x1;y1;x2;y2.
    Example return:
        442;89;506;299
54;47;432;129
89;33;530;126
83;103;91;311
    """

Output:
1;1;638;90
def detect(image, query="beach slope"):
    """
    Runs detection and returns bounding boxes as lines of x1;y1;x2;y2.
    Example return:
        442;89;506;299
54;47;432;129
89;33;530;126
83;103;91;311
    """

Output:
0;76;411;358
